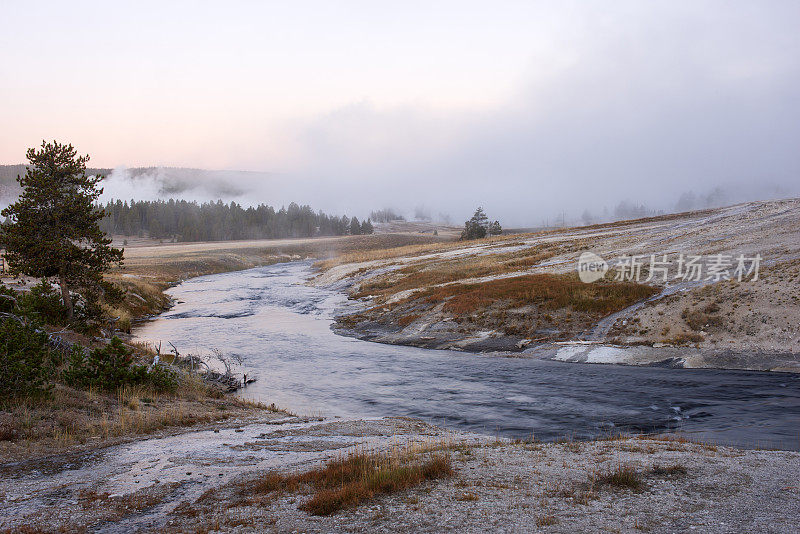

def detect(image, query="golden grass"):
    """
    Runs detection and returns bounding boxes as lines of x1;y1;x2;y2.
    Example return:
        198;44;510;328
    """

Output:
419;273;658;315
301;452;452;515
0;380;273;462
352;241;588;300
233;447;453;516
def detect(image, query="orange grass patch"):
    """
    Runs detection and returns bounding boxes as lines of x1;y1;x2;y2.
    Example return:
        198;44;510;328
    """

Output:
419;273;659;315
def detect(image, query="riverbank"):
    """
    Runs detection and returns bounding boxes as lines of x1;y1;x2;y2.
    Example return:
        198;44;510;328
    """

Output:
2;415;797;533
315;199;800;373
4;248;798;531
102;233;448;329
0;233;450;464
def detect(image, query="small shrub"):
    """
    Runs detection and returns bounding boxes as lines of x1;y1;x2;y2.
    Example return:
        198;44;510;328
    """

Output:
63;337;177;392
0;282;69;325
668;332;704;345
146;363;179;393
0;316;58;401
19;281;70;325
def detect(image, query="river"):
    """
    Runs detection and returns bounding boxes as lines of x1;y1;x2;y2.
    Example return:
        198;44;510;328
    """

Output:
134;261;800;449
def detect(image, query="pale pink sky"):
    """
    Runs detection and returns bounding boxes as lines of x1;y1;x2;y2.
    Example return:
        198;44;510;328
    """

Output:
2;1;799;223
2;1;556;169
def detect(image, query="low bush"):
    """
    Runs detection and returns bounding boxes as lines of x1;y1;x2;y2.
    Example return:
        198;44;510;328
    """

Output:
0;282;69;325
0;316;59;401
63;337;177;393
20;281;71;325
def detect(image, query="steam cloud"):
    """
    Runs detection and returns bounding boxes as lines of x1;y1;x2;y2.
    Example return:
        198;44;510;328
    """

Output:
99;2;800;227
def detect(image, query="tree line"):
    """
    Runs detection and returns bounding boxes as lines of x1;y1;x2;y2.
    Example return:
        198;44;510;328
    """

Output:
99;199;374;241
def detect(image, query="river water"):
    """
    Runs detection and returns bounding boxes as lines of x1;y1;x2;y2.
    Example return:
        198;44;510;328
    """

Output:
134;262;800;449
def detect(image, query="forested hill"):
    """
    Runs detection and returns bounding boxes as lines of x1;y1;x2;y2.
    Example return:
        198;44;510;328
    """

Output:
100;199;374;242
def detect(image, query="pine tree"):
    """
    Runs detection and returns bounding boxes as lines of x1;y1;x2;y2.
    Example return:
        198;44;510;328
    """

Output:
361;218;374;235
488;220;502;236
460;207;489;240
349;216;362;235
0;141;123;318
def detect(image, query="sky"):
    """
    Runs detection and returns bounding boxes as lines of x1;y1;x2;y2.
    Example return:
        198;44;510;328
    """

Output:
2;1;799;224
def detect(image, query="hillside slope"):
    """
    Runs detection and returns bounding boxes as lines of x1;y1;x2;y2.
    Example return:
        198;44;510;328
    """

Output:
314;199;800;372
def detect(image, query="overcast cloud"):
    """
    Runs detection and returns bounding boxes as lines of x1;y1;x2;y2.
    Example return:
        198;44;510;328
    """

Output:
2;1;799;225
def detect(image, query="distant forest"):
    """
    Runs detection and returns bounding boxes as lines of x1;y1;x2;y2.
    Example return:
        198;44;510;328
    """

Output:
99;199;373;242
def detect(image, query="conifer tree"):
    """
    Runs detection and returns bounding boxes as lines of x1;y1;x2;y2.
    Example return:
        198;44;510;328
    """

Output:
460;207;489;240
1;141;123;318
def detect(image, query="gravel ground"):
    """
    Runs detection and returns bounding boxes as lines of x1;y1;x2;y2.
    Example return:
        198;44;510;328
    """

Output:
3;416;797;533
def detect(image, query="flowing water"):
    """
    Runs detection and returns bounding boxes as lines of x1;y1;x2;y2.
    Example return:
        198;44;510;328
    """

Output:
134;262;800;449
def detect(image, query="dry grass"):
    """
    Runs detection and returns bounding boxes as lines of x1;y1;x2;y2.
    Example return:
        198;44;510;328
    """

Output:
536;514;559;526
397;314;420;327
0;381;273;463
231;448;453;516
301;452;452;515
351;240;585;300
591;464;644;492
666;332;705;345
650;463;688;477
314;208;706;272
419;273;658;315
314;235;519;271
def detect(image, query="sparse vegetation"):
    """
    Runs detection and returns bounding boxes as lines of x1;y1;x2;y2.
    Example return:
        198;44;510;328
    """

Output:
650;463;688;477
592;464;644;492
420;273;658;315
536;514;559;526
398;314;421;327
232;449;453;516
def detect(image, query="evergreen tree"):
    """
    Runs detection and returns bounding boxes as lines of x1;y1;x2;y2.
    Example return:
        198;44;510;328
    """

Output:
361;218;374;235
349;216;362;235
460;207;489;240
488;220;502;236
1;141;124;318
